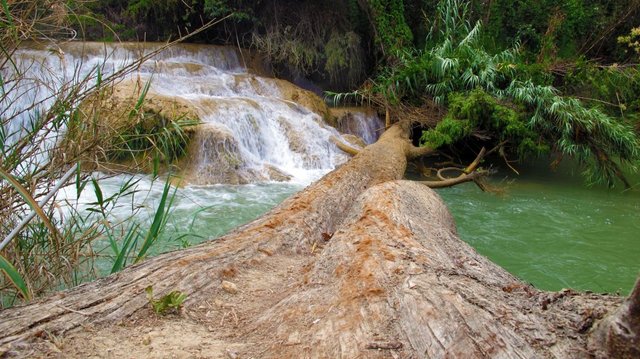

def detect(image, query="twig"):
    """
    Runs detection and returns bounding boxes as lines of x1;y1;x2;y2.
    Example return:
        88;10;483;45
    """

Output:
0;165;77;251
419;147;495;190
366;341;403;350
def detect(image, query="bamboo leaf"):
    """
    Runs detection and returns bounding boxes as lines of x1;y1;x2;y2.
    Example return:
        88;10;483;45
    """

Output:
130;77;152;118
75;164;87;200
0;254;30;300
96;66;102;87
0;168;59;244
135;179;174;263
111;222;141;273
91;177;103;207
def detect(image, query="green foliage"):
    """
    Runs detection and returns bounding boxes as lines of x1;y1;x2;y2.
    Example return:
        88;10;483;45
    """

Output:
85;175;177;274
145;286;187;315
110;115;196;165
562;61;640;119
421;116;472;148
1;0;13;28
366;0;414;54
372;0;640;187
135;180;176;264
482;0;639;60
374;0;519;105
251;26;324;77
422;89;548;156
203;0;253;20
324;31;365;87
0;254;30;301
249;1;368;89
92;80;198;166
510;80;640;186
618;27;640;56
78;0;205;41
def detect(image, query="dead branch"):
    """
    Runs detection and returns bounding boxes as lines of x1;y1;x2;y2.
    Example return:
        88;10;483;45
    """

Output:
330;136;362;156
419;147;492;190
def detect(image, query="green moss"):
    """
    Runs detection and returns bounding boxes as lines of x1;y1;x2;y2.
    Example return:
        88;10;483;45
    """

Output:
324;31;364;87
366;0;413;54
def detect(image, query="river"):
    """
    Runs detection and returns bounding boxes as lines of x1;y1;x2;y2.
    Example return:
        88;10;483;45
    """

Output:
439;162;640;294
7;42;639;296
87;158;640;295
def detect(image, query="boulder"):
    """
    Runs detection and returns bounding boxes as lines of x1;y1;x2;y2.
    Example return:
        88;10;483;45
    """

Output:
177;124;292;185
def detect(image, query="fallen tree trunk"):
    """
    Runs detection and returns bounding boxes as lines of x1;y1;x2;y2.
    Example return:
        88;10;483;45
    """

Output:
0;124;633;358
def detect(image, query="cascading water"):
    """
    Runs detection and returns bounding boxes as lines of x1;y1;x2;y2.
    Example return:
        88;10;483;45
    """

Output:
333;108;384;145
135;46;349;183
3;42;380;276
5;42;353;184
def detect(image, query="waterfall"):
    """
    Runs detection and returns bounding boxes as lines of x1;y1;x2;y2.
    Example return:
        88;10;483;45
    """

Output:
3;42;381;184
332;108;384;145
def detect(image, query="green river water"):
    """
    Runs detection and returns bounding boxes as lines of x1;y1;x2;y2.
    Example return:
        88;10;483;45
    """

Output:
93;163;639;295
13;41;637;299
437;164;640;295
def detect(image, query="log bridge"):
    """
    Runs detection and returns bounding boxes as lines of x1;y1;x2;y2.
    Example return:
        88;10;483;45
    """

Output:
0;124;637;358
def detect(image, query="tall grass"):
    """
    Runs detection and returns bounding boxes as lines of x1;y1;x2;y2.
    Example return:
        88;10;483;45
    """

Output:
0;1;221;307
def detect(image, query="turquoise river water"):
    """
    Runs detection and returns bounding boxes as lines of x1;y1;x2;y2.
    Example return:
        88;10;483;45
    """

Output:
437;163;640;295
92;163;639;295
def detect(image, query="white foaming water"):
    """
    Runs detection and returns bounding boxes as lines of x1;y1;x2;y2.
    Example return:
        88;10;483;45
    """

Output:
6;42;379;263
6;42;351;184
144;57;346;184
346;111;384;145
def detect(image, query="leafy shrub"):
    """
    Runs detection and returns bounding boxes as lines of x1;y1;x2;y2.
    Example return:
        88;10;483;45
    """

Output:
421;89;548;156
373;0;639;187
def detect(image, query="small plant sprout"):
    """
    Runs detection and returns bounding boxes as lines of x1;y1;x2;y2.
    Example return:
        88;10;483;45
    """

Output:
145;286;187;315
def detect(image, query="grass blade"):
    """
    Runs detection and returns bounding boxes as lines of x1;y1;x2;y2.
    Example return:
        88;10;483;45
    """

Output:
1;0;14;28
135;179;173;262
111;222;141;273
0;168;59;244
130;77;152;118
0;254;30;300
91;177;104;206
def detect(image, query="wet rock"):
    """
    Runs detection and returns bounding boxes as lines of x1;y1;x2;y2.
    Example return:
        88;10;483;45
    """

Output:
329;107;384;144
264;165;292;182
179;124;251;185
263;78;330;120
276;117;307;155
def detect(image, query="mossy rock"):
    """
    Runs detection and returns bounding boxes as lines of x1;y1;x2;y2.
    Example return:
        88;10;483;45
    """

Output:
59;79;200;174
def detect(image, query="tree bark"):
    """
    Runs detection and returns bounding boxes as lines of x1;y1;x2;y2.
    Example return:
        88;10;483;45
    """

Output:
589;277;640;358
0;124;629;358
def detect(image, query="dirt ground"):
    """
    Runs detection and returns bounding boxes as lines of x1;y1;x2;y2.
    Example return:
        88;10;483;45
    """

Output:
4;254;309;359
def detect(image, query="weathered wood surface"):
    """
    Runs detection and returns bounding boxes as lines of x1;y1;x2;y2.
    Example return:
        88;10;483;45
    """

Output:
0;124;630;358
